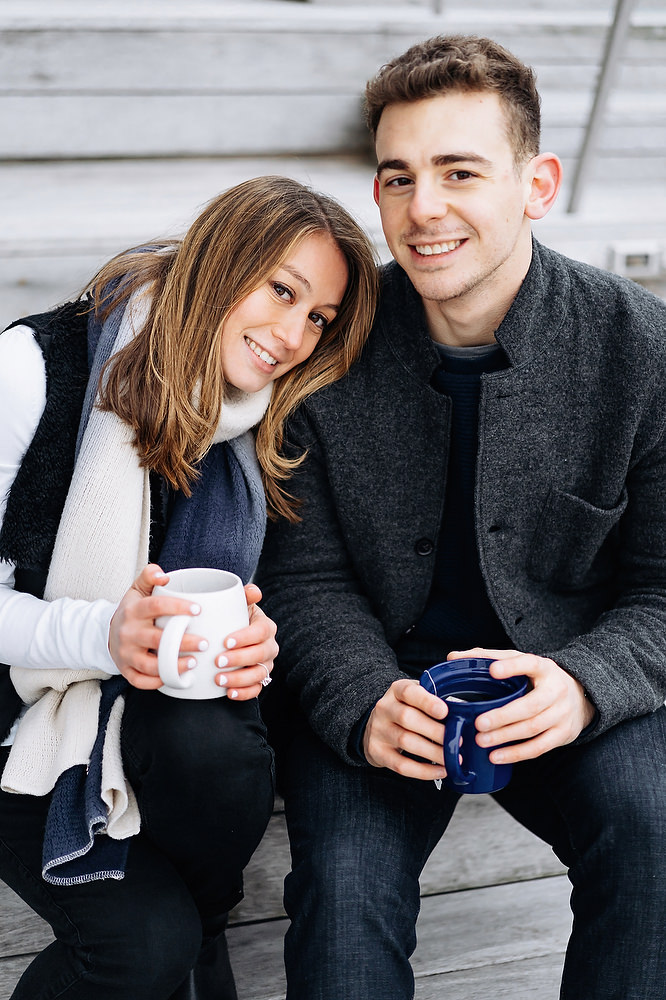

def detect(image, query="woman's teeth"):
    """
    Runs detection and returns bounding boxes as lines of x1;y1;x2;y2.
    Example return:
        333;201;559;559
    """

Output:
245;337;277;365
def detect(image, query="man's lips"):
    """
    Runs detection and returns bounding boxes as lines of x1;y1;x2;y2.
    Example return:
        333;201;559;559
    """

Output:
411;238;465;256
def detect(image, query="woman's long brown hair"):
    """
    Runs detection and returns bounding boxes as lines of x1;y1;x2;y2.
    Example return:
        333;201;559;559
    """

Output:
87;175;379;521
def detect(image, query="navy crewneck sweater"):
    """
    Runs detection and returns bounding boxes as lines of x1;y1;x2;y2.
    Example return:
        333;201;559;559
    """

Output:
396;341;512;672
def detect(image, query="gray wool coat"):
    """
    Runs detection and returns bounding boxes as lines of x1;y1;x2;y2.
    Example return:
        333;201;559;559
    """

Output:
258;239;666;766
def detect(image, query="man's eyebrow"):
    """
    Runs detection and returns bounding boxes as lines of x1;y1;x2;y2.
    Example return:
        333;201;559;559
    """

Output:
376;152;493;177
376;158;409;178
433;153;493;169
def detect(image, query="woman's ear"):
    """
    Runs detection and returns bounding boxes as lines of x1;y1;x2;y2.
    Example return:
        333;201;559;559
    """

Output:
524;152;563;221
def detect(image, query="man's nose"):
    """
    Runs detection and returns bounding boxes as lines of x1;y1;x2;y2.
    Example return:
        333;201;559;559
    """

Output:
407;179;449;228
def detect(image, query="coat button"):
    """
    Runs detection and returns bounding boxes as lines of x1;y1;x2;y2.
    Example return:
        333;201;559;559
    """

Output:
415;538;434;556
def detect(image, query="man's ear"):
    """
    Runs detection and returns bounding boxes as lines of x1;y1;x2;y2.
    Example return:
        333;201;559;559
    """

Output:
524;152;562;221
373;175;380;206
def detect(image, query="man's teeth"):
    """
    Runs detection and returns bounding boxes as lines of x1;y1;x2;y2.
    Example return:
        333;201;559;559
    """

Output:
245;338;278;365
414;240;463;256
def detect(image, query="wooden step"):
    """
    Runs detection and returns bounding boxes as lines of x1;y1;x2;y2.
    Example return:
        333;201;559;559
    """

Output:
202;874;572;1000
1;1;664;175
0;795;567;997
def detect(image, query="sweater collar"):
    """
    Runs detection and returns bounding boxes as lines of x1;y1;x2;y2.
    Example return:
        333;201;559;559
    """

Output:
212;383;272;444
377;237;570;375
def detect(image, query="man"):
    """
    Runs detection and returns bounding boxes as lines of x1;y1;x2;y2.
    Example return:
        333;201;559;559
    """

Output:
258;35;666;1000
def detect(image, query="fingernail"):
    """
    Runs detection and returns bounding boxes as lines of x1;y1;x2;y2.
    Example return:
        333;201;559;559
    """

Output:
217;675;228;686
190;604;201;615
186;657;196;670
198;640;209;652
217;655;229;668
225;637;237;650
230;690;239;699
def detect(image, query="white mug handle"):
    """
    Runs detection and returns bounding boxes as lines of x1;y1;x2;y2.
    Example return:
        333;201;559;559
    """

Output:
157;615;195;690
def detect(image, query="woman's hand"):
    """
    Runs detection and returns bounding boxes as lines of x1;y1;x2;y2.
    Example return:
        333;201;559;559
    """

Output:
109;568;278;698
108;564;206;689
214;583;279;701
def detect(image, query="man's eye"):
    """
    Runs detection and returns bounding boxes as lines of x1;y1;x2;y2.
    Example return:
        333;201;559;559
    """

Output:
385;176;412;187
272;282;293;301
450;171;475;181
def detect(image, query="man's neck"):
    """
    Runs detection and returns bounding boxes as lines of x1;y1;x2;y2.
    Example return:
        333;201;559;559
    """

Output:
423;296;508;347
422;238;533;348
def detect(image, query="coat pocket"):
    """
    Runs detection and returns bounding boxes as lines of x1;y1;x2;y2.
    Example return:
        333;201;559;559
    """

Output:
528;487;628;590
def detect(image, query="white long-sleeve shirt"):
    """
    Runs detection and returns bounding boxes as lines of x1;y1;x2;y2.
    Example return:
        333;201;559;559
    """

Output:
0;325;119;745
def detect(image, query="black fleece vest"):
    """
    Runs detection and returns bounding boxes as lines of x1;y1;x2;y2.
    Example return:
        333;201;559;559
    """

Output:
0;301;89;741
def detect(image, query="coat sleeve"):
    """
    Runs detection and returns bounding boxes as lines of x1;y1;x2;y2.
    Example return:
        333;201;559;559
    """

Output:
257;407;409;765
548;381;666;740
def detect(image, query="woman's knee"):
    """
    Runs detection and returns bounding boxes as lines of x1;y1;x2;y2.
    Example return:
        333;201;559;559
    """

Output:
123;693;274;804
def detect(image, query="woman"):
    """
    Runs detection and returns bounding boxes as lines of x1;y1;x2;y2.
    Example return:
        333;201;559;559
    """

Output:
0;175;378;1000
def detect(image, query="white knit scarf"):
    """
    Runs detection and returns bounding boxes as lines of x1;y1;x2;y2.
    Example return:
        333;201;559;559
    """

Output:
1;290;272;839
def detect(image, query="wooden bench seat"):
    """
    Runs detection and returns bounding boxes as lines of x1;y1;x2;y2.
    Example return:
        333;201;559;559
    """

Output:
0;795;570;999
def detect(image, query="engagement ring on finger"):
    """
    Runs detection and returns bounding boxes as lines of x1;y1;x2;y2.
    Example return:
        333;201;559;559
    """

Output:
259;663;272;687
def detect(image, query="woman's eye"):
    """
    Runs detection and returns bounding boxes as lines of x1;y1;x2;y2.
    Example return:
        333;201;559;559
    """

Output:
309;312;328;332
272;282;293;301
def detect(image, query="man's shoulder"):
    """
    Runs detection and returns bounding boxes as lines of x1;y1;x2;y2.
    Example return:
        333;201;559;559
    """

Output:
541;242;666;327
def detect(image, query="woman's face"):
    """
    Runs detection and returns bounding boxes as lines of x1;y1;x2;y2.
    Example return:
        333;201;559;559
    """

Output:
220;232;349;395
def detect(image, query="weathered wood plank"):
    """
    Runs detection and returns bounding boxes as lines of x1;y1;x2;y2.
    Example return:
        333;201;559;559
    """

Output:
0;955;31;999
0;874;572;1000
0;794;565;957
0;884;52;957
0;947;566;1000
0;29;392;93
412;876;571;978
0;94;368;158
233;794;566;923
0;6;663;164
414;953;565;1000
224;874;571;1000
2;92;663;161
5;23;662;96
419;795;564;899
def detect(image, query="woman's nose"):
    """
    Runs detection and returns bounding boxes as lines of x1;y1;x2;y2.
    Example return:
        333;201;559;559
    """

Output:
272;314;306;351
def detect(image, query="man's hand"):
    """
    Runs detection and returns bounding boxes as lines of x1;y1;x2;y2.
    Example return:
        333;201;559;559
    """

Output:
448;647;596;764
363;678;448;780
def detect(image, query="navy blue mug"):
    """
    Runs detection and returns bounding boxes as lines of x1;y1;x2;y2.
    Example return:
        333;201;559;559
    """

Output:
419;657;529;794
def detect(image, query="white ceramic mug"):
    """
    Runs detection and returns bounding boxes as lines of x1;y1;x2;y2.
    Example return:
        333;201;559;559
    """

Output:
154;567;249;700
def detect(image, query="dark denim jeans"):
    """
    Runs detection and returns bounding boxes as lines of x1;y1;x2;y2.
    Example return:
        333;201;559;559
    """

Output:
0;689;274;1000
281;706;666;1000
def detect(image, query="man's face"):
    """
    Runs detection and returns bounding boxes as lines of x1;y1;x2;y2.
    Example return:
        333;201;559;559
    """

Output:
374;91;534;312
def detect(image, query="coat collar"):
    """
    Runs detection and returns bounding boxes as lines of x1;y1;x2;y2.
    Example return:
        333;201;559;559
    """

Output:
376;237;571;374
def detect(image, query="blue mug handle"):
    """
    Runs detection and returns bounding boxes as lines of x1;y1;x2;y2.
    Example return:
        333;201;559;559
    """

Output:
444;716;476;788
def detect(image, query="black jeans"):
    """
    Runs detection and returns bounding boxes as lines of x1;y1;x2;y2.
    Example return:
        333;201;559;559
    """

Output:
0;689;274;1000
281;706;666;1000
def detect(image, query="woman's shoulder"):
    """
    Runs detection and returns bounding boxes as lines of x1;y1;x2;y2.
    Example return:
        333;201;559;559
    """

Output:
0;324;47;452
